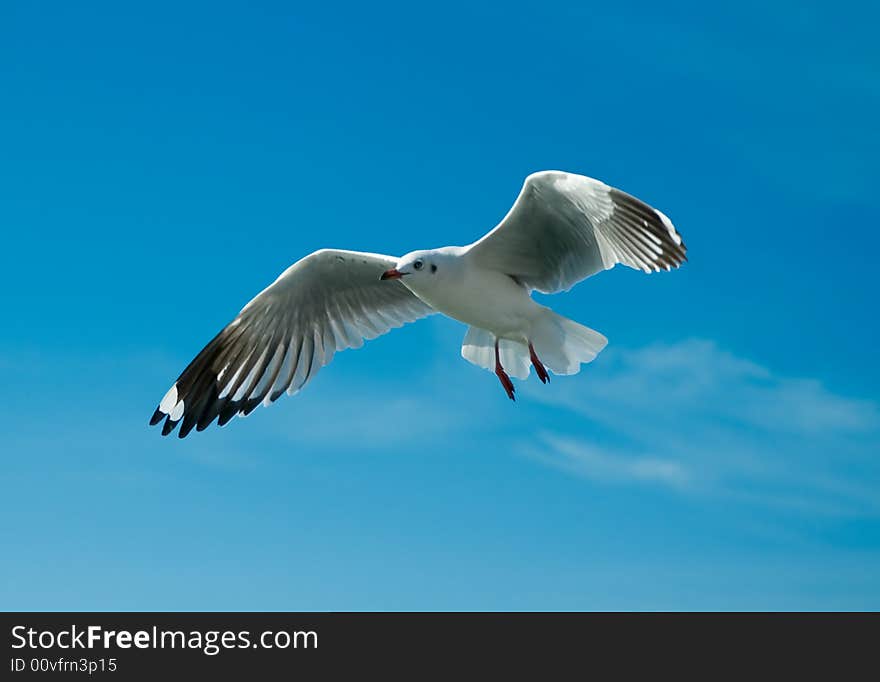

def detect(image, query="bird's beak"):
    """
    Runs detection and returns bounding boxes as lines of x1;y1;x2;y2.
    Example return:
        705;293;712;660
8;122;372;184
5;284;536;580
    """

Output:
380;268;405;280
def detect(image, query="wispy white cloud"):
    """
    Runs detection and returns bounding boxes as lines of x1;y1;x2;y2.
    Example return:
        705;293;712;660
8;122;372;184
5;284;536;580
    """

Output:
525;339;880;516
9;336;878;518
526;434;692;491
546;339;879;436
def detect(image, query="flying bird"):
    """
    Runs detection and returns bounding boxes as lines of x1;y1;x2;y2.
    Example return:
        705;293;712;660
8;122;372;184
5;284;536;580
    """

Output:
150;170;686;437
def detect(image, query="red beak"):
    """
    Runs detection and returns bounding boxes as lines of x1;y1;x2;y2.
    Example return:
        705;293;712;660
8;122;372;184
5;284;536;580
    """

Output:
381;268;404;280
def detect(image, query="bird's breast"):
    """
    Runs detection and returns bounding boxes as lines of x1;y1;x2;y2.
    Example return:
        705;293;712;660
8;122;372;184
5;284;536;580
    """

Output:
407;268;540;337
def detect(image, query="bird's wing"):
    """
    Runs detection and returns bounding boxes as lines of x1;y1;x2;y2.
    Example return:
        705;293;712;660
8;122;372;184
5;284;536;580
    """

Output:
150;249;434;437
465;171;687;293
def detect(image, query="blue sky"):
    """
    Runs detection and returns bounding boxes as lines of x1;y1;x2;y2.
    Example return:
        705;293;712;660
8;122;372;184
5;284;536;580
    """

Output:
1;1;879;610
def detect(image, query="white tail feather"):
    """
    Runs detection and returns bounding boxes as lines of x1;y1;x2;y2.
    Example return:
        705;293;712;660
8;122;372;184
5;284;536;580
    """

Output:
461;327;530;379
460;311;607;379
529;311;607;375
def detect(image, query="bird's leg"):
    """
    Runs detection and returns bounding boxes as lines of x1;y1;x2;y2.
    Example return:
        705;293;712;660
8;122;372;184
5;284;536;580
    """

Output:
528;342;550;384
494;338;516;401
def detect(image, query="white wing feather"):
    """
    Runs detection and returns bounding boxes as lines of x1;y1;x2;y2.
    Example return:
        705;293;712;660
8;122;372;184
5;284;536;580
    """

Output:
466;171;686;293
151;249;434;437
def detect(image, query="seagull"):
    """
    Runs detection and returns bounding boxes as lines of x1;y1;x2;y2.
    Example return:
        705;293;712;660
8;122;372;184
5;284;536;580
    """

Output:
150;170;686;437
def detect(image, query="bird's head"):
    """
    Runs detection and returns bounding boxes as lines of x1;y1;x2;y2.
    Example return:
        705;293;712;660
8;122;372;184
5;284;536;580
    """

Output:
381;249;445;284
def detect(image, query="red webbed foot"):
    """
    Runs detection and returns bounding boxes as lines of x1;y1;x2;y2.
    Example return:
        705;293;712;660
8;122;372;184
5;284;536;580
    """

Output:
529;342;550;384
494;338;516;401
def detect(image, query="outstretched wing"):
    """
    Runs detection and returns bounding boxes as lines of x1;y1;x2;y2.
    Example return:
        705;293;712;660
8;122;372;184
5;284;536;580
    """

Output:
150;249;434;437
466;171;687;293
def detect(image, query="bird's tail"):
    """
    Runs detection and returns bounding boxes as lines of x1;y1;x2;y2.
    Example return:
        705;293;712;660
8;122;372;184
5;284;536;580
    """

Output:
529;310;607;375
460;311;607;379
461;326;531;378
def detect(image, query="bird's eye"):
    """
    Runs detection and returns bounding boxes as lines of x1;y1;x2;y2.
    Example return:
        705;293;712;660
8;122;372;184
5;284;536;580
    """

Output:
413;260;423;270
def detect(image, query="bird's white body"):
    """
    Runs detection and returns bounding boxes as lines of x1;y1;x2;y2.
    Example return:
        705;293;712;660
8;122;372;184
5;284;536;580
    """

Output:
150;170;687;437
399;247;543;341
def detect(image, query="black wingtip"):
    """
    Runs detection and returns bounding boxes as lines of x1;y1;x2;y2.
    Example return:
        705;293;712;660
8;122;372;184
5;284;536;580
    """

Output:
217;403;239;427
178;413;198;439
161;418;179;436
150;407;164;426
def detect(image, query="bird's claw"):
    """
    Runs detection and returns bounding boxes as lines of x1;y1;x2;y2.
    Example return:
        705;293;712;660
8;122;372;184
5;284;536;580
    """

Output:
529;342;550;384
495;368;516;401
